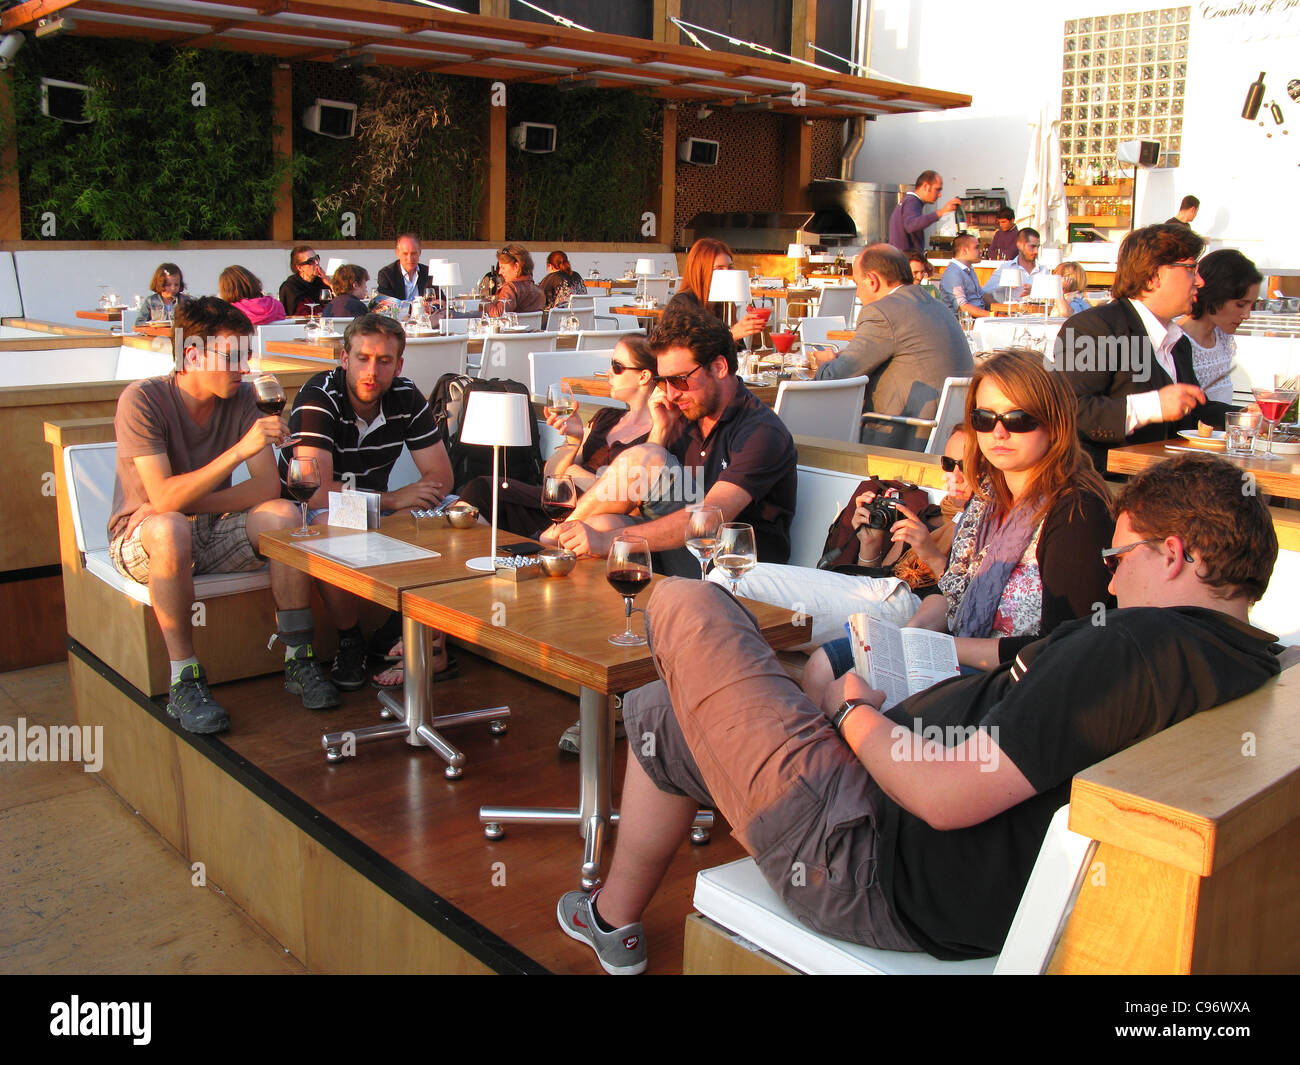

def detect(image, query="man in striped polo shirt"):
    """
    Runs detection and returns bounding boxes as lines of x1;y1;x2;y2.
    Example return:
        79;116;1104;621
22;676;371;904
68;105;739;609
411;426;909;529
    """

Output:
281;313;454;689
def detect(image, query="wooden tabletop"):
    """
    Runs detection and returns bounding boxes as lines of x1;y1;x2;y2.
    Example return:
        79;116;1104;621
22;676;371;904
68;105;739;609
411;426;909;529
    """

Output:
259;516;532;611
403;561;802;696
585;278;639;290
611;305;664;318
826;329;854;342
1107;439;1300;500
76;308;124;322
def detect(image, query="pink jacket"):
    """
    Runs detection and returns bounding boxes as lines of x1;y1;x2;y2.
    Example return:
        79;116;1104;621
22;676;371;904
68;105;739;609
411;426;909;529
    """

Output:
233;296;286;326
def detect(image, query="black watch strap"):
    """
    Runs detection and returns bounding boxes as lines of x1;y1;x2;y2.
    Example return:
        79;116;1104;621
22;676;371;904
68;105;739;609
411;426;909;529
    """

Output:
832;698;871;732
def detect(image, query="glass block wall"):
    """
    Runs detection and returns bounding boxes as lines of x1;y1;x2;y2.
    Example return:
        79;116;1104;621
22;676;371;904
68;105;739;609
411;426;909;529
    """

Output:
1060;7;1190;177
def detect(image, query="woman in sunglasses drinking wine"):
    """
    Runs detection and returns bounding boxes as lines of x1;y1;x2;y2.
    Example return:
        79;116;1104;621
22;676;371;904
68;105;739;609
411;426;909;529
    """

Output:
803;349;1115;704
458;336;659;537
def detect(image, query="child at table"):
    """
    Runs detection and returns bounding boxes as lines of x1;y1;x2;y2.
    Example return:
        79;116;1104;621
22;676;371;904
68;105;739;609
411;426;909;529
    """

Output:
138;263;190;325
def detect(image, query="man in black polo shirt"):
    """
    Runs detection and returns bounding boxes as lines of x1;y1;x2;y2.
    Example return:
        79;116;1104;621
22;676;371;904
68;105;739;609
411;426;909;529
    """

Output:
552;310;797;575
280;313;453;688
557;454;1282;974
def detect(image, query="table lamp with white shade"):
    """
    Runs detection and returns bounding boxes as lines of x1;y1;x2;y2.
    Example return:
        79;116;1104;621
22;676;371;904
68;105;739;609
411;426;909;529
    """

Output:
460;390;534;571
787;242;808;286
1028;273;1065;341
707;269;751;329
635;257;656;305
430;260;462;323
997;266;1024;311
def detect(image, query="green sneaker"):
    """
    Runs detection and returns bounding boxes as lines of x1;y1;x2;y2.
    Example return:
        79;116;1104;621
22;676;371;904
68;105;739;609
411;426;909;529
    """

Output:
167;664;231;734
285;645;341;710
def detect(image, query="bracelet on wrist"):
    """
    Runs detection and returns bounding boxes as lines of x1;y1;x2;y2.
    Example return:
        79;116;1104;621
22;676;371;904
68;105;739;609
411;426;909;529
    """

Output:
857;552;883;566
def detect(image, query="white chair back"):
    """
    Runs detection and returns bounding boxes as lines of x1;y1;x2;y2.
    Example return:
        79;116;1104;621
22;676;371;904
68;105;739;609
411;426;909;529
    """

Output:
924;377;972;455
576;329;632;349
400;335;469;395
797;316;848;348
592;295;623;328
639;278;672;303
479;331;560;385
514;311;544;331
773;376;868;443
545;306;596;332
441;318;471;335
65;442;118;556
815;285;857;321
567;293;596;309
529;350;616;399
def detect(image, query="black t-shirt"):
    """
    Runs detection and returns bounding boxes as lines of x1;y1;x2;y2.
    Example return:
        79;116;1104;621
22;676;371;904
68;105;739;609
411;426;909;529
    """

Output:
279;275;332;317
665;382;798;563
876;606;1280;959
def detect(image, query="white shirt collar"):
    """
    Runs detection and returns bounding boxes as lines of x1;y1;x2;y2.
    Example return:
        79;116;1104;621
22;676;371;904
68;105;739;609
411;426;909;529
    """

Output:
1130;298;1182;352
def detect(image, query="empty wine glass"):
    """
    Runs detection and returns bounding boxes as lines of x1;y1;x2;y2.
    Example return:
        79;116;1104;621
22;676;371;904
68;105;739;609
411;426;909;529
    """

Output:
286;457;321;538
685;505;723;581
712;523;756;595
607;535;651;646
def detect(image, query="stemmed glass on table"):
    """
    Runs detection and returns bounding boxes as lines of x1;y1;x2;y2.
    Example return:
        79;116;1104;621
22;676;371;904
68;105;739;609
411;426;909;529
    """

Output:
303;303;320;343
547;381;577;420
685;504;723;582
607;535;652;646
286;456;321;538
712;522;757;595
1251;375;1299;461
251;373;286;417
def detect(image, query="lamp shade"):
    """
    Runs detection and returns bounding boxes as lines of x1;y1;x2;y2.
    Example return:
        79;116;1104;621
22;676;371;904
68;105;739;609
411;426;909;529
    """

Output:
997;267;1025;288
460;391;532;448
430;261;463;287
1029;274;1064;301
635;258;655;276
323;257;346;279
786;243;808;260
707;269;751;304
1037;246;1063;269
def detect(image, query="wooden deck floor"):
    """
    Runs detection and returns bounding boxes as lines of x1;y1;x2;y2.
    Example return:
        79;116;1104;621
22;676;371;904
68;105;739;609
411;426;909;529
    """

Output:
4;650;747;975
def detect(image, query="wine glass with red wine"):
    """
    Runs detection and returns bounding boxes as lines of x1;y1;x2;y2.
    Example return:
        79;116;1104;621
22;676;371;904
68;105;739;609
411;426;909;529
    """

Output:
286;456;321;538
251;373;286;417
607;535;651;646
541;475;577;524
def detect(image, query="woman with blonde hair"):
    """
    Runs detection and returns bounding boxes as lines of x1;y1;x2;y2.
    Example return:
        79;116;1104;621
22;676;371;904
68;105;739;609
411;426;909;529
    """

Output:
484;243;545;317
664;237;765;343
1052;261;1091;316
804;349;1115;702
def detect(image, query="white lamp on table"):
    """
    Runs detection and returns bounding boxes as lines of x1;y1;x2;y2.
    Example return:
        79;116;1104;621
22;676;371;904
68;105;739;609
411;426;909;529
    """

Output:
787;242;808;286
460;390;534;571
635;257;655;306
430;261;463;327
997;266;1024;313
707;269;751;330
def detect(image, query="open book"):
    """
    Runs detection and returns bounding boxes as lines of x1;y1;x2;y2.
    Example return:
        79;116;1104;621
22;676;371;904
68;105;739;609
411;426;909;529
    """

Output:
845;613;961;711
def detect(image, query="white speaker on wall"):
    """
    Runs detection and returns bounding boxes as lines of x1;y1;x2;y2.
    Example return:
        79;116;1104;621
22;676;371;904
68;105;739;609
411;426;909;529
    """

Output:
1117;139;1161;168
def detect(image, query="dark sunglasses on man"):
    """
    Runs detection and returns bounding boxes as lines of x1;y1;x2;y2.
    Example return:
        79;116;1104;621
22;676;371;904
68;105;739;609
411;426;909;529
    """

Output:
969;408;1040;434
297;254;320;267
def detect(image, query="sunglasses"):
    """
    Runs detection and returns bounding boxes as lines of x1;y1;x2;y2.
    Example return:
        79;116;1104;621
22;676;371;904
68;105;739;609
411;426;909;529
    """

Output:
1101;538;1196;574
296;255;320;267
660;363;705;391
940;455;963;473
610;359;637;376
969;408;1040;434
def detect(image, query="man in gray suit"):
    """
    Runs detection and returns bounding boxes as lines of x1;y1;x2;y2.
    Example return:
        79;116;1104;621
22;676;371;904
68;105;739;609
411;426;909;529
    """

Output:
809;244;973;450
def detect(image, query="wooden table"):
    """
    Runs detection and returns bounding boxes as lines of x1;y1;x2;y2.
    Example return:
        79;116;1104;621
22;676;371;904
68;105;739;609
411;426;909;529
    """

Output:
563;374;780;408
1107;439;1300;501
76;308;123;323
403;562;802;888
585;278;639;291
260;517;534;776
610;305;664;329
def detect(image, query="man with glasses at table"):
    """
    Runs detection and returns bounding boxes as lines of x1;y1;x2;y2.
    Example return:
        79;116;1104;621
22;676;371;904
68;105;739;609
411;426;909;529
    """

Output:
557;453;1283;974
1052;223;1230;470
278;245;332;317
550;309;797;576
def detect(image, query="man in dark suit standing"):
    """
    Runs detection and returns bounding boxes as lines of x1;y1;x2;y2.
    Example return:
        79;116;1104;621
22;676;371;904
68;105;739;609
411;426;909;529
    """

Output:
1053;223;1227;471
376;233;430;302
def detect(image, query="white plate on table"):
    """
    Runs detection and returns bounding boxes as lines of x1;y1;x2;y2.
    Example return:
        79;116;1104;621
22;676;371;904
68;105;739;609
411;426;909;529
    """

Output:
1176;430;1226;450
1269;437;1300;455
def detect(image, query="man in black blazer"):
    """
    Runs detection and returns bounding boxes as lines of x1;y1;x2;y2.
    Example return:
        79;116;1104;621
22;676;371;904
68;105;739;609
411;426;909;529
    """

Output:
376;233;430;302
1053;224;1228;472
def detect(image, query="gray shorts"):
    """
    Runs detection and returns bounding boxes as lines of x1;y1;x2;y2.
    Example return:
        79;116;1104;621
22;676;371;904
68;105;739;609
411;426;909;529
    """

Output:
110;511;265;584
623;578;922;952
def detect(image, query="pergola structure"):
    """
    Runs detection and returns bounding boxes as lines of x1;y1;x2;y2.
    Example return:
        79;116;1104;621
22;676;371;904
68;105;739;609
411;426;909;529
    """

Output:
0;0;973;241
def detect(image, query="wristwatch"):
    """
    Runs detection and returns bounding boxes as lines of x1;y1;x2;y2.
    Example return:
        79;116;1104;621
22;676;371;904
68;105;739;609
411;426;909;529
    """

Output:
831;698;871;732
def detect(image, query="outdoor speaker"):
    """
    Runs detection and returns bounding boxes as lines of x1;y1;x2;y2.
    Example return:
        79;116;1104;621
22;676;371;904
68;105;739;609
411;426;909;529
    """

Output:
678;137;720;166
40;78;91;124
510;123;557;153
302;99;357;139
1117;139;1161;167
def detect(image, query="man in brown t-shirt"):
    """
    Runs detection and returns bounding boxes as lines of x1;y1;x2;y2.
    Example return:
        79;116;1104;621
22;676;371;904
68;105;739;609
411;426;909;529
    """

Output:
110;297;339;733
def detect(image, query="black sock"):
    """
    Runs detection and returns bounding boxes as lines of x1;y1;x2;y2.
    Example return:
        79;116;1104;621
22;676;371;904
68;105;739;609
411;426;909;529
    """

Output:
590;892;616;933
338;625;363;645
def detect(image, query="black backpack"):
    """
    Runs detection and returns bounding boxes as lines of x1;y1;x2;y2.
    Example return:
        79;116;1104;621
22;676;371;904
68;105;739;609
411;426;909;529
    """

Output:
428;372;545;491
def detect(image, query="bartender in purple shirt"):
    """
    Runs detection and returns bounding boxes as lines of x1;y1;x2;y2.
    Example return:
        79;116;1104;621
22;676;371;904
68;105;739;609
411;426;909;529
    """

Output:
887;170;963;254
988;208;1019;260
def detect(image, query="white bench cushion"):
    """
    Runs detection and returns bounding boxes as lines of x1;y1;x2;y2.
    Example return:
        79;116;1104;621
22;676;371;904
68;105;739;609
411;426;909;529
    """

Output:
84;549;270;606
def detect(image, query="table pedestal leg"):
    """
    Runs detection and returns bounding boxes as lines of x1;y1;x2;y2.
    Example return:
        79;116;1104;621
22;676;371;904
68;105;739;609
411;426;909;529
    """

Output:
480;687;713;890
321;615;509;778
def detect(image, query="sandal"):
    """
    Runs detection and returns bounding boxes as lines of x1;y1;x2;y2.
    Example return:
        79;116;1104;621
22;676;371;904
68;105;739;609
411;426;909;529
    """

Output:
371;639;460;689
367;613;404;662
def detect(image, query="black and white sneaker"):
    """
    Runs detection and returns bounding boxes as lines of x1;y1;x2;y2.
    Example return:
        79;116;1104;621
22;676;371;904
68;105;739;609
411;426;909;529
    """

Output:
285;645;341;710
330;636;368;692
556;890;647;975
167;664;231;734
